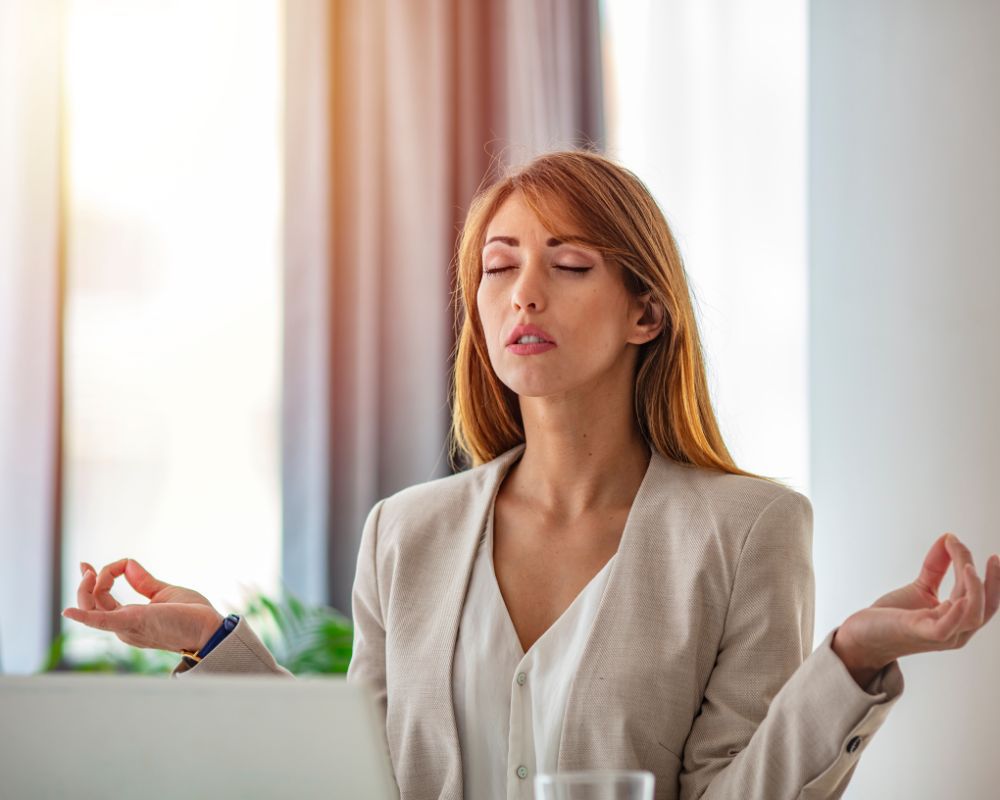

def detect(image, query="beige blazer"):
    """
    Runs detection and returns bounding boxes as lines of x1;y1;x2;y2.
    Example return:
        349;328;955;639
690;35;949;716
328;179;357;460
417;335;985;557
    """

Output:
173;443;904;800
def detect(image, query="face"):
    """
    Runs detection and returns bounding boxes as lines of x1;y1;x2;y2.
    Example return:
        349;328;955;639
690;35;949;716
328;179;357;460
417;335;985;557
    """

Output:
476;190;661;401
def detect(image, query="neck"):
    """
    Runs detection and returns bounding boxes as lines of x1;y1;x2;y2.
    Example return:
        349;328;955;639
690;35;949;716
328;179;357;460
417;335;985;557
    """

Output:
506;387;652;518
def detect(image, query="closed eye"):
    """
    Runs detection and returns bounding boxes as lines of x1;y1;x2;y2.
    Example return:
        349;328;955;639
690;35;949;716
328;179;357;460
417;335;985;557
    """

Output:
482;265;592;277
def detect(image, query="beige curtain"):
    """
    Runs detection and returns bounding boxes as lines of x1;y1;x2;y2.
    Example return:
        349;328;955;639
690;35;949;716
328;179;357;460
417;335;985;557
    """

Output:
282;0;605;612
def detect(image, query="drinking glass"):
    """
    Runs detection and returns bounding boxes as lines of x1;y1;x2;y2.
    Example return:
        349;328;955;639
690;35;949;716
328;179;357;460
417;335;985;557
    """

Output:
534;769;654;800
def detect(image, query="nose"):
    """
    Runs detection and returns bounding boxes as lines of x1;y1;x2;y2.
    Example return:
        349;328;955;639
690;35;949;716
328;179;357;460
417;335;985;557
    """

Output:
510;261;547;313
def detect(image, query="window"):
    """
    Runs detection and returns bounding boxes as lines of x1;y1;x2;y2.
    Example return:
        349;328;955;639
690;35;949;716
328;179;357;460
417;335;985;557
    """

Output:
60;0;283;660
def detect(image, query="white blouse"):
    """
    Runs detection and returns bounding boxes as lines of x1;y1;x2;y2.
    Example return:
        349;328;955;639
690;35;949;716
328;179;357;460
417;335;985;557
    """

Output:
452;490;618;800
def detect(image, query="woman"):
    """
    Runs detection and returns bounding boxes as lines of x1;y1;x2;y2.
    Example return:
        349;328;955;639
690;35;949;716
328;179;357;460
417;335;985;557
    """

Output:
64;150;999;800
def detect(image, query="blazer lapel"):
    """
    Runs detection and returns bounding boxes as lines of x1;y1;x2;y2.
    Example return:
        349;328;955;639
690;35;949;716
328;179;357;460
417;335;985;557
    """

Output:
421;443;526;797
556;450;674;770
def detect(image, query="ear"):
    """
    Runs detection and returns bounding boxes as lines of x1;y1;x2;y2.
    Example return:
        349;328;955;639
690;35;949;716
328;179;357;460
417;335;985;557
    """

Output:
627;291;665;345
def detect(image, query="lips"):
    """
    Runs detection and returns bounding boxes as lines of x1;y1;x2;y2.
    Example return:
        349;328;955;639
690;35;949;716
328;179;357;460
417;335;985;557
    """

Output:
507;340;556;356
505;323;556;346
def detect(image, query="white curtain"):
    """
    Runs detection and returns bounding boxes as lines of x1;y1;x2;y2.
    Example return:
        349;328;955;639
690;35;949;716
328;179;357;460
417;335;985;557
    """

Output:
0;0;62;674
602;0;809;492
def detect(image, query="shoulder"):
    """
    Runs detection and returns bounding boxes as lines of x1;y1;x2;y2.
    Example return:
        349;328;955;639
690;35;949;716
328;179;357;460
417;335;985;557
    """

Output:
369;444;522;545
647;452;812;551
378;463;486;525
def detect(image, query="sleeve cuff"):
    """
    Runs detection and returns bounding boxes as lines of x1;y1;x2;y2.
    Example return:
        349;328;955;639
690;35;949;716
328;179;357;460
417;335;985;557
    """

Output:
789;628;906;795
790;625;905;763
170;616;293;678
819;626;905;702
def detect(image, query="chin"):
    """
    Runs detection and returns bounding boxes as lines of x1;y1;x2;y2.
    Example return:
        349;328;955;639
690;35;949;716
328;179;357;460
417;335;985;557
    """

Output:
496;353;625;401
497;370;578;400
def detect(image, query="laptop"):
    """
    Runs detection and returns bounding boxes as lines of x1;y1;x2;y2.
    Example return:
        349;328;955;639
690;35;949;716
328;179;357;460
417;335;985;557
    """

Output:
0;672;399;799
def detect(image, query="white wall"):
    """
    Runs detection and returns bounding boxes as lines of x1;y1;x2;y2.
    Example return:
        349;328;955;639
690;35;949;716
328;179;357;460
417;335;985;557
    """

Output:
810;1;1000;796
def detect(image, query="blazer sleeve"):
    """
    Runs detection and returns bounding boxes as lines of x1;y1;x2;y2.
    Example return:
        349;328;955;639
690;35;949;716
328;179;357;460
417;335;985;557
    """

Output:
344;499;398;795
345;498;389;726
169;615;294;678
678;490;905;800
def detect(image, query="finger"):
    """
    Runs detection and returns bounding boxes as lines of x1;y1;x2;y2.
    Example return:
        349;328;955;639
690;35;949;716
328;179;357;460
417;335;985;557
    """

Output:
915;533;953;598
76;569;97;611
61;606;129;634
944;534;975;601
928;597;958;617
924;597;968;643
956;562;986;632
93;558;129;611
984;554;1000;625
80;561;96;577
123;559;170;600
951;559;994;647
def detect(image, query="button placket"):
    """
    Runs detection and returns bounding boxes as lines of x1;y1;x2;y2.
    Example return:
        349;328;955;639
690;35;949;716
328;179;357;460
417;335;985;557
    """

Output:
507;652;535;797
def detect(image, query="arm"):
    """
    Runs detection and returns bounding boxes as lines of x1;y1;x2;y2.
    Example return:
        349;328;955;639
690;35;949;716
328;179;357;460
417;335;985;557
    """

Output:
678;491;905;800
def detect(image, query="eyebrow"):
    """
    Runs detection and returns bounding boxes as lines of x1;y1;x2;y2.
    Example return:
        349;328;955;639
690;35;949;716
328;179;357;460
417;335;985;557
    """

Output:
483;236;569;248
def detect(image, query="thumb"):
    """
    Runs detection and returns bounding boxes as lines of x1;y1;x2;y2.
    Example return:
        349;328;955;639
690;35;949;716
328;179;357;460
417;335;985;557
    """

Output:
124;559;170;599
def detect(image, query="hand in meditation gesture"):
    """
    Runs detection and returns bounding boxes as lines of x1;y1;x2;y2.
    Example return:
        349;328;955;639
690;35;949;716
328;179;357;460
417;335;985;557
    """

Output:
62;558;224;656
832;533;1000;687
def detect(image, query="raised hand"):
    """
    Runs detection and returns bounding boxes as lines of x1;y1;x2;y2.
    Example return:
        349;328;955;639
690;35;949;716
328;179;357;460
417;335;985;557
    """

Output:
63;559;224;655
832;533;1000;686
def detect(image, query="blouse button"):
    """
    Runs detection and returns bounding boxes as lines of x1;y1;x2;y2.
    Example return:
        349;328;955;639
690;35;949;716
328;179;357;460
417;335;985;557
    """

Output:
516;672;527;686
516;765;528;779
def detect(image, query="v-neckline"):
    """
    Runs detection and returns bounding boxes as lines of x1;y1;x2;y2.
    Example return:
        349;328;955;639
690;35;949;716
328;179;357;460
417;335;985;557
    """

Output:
485;494;619;659
483;448;655;659
431;443;669;796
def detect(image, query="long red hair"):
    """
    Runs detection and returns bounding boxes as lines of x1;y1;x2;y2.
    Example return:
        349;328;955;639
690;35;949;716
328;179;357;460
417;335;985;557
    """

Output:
449;149;774;482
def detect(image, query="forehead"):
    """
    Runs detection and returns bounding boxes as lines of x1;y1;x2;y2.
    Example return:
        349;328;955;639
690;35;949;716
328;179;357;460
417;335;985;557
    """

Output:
484;190;578;241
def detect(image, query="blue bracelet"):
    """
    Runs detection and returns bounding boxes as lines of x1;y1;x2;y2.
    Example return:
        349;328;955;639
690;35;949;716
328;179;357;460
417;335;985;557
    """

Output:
182;614;239;668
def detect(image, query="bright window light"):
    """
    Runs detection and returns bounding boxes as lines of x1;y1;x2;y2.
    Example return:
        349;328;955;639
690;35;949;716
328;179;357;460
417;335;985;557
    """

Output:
600;0;809;491
61;0;283;661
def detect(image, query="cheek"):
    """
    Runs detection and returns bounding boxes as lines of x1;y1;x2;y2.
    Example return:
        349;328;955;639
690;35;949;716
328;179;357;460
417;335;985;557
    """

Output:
475;286;490;328
573;289;627;343
478;278;507;312
567;306;635;372
476;285;501;347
